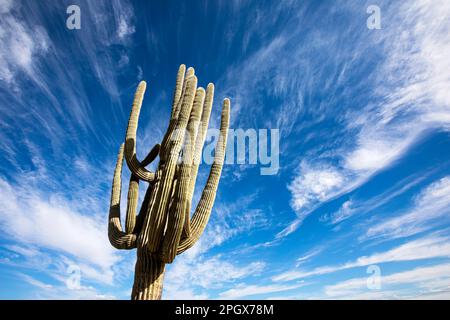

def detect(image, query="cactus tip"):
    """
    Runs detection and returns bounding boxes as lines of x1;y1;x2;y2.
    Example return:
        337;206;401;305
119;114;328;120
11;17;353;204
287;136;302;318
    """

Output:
187;67;195;77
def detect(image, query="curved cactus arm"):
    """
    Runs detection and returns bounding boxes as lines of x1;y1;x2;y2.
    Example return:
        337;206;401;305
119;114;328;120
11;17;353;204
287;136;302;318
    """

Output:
126;143;160;234
182;83;214;239
141;74;198;253
108;144;137;250
125;175;139;233
124;81;156;182
141;143;161;167
177;98;230;254
160;87;205;263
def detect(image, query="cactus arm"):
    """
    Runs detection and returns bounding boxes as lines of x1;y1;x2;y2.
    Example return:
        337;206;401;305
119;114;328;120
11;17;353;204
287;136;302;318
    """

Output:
126;142;160;234
124;81;156;182
141;75;198;253
125;174;139;233
170;64;187;119
108;144;137;249
177;98;230;254
160;87;205;263
172;67;195;120
182;87;207;237
161;66;194;163
181;83;214;239
141;143;160;167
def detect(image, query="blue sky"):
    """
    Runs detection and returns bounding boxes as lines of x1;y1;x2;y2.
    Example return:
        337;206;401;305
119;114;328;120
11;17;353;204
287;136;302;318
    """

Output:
0;0;450;299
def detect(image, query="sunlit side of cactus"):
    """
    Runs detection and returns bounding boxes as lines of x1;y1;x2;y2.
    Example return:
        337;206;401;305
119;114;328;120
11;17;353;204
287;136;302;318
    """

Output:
108;64;230;300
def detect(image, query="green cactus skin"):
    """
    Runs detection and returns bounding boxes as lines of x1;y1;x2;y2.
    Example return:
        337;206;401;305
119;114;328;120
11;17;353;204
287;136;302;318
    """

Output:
108;65;230;300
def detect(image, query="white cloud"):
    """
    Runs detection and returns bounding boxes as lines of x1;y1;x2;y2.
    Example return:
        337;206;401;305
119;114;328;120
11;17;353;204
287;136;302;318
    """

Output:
137;66;143;80
345;0;450;172
295;247;324;267
344;130;417;172
164;255;265;299
273;235;450;282
183;191;268;258
0;11;49;84
0;0;13;14
275;219;301;239
20;273;53;290
288;162;344;214
0;177;119;283
381;0;450;115
365;176;450;240
324;173;427;224
117;17;135;39
284;0;450;234
219;282;306;299
0;2;130;160
164;288;209;300
284;162;367;233
329;200;354;224
162;191;268;298
324;262;450;299
19;273;117;299
161;190;269;298
4;244;41;258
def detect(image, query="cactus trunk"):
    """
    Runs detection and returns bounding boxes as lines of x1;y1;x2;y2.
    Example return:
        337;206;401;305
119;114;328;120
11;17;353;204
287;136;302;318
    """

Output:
131;250;166;300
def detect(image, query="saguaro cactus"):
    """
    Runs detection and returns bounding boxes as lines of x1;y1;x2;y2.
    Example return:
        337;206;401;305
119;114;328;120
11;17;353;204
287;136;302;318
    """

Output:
108;65;230;300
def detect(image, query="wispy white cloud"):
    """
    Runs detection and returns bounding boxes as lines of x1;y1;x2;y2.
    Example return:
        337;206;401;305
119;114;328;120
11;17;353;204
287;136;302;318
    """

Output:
117;17;135;40
162;191;268;299
323;173;429;224
0;177;119;283
19;273;53;290
284;0;450;235
18;272;117;300
219;282;306;299
288;162;345;217
0;0;13;14
364;176;450;240
0;139;128;286
0;0;141;169
182;190;269;258
164;255;265;299
273;235;450;282
0;4;49;85
1;0;449;301
274;219;302;240
295;247;324;267
324;262;450;299
4;244;41;258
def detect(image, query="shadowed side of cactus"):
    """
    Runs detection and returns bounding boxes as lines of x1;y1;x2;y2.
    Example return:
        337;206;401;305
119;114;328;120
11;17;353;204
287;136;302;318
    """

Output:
108;65;230;300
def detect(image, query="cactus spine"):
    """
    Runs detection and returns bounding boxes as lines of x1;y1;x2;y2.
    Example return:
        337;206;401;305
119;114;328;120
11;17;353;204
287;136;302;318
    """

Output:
108;65;230;300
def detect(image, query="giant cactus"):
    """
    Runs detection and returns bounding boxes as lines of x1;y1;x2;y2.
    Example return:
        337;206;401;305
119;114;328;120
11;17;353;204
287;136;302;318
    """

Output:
108;64;230;300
